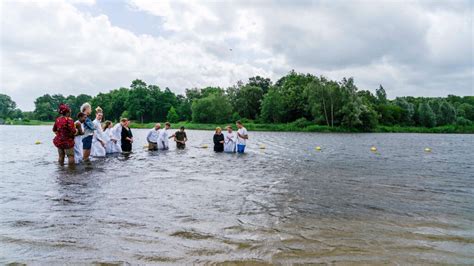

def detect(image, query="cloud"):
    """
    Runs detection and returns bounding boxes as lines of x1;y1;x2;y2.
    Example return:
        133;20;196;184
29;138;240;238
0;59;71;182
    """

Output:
0;0;272;110
0;0;472;110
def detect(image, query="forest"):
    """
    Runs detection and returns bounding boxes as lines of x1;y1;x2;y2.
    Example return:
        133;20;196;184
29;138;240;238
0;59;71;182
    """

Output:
1;71;473;132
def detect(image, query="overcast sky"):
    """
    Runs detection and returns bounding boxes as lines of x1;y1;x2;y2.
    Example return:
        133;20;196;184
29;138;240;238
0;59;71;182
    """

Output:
1;0;473;110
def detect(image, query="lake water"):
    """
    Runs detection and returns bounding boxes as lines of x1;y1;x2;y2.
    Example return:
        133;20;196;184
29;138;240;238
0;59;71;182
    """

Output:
0;125;473;264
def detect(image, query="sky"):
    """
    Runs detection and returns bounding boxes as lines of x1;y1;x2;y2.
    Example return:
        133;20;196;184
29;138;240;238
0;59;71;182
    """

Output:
1;0;473;110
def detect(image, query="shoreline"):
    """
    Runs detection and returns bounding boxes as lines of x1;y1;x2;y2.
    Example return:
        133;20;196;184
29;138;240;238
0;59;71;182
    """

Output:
2;120;474;134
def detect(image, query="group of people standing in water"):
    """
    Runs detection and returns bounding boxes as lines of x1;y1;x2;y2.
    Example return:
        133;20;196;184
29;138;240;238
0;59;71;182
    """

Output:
52;102;249;166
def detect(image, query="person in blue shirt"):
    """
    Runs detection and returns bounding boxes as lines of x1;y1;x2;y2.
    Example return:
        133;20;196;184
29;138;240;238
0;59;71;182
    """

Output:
80;103;96;161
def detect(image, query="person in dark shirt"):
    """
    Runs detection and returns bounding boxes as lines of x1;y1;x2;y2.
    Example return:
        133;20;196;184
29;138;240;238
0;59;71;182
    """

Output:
213;127;224;152
174;126;187;149
120;118;133;152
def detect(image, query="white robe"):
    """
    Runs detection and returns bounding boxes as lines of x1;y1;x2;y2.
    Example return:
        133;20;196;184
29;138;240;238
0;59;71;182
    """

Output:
157;129;170;150
74;121;84;164
91;119;106;157
110;123;122;153
224;131;237;153
105;127;121;153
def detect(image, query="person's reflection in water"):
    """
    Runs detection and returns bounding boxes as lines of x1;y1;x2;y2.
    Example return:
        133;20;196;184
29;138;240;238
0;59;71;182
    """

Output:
47;167;103;252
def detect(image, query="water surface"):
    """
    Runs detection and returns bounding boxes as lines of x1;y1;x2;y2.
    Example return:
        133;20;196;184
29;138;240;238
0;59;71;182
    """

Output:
0;125;473;264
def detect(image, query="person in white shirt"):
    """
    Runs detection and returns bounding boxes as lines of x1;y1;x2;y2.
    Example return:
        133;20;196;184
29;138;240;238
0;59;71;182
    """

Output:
158;122;174;150
224;125;237;153
236;120;248;153
146;123;161;151
91;107;106;157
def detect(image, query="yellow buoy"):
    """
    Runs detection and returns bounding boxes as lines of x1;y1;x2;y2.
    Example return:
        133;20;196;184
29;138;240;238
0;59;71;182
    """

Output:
424;148;432;152
370;146;377;152
35;140;41;145
201;144;208;148
315;146;321;151
259;144;266;149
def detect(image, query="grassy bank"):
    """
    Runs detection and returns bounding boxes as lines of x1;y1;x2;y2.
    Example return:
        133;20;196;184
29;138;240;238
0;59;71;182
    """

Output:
2;119;54;126
3;120;473;133
375;125;474;133
130;121;474;134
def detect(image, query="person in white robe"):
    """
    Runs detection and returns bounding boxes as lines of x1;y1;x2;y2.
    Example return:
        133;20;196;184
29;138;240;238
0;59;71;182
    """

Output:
109;121;123;153
91;109;106;157
158;122;173;150
103;121;117;154
74;113;86;164
224;125;236;153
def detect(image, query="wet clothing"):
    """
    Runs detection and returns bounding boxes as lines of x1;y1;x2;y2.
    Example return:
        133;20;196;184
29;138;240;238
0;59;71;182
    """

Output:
147;128;160;143
175;131;187;149
74;120;84;164
158;129;170;150
121;126;133;152
83;117;95;136
237;127;248;145
82;135;93;149
213;133;224;152
236;127;248;154
105;128;120;153
224;131;236;153
109;123;122;153
237;144;246;153
148;142;158;151
58;147;74;157
91;119;106;157
53;116;76;149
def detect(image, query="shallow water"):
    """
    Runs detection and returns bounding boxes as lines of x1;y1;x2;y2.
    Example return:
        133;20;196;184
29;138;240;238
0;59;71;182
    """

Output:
0;125;473;264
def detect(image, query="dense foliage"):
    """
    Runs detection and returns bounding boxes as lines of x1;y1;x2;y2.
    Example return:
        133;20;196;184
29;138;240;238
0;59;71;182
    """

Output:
1;71;473;131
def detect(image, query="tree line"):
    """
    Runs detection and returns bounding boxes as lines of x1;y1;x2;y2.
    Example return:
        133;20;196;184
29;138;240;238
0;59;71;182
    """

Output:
1;71;473;130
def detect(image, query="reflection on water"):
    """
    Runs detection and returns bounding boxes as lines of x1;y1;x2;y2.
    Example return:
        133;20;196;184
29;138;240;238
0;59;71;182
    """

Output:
0;125;473;264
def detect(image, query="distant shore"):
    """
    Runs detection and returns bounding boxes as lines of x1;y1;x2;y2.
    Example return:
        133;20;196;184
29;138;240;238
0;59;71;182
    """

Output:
3;120;474;134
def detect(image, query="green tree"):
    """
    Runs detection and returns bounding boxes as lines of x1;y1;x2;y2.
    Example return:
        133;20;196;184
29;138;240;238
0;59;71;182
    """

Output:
376;85;387;104
191;93;232;123
34;94;65;121
340;78;363;128
0;94;17;119
108;88;129;121
247;76;272;94
457;103;474;121
231;85;264;120
358;104;378;131
166;106;179;123
274;71;315;122
68;94;93;115
260;87;286;123
394;97;415;125
305;77;342;127
176;95;192;121
126;79;152;123
437;100;456;126
418;102;436;127
377;104;403;125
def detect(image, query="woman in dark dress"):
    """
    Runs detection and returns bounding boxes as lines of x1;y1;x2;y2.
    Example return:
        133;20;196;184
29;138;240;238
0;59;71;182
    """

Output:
121;118;133;152
213;127;224;152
